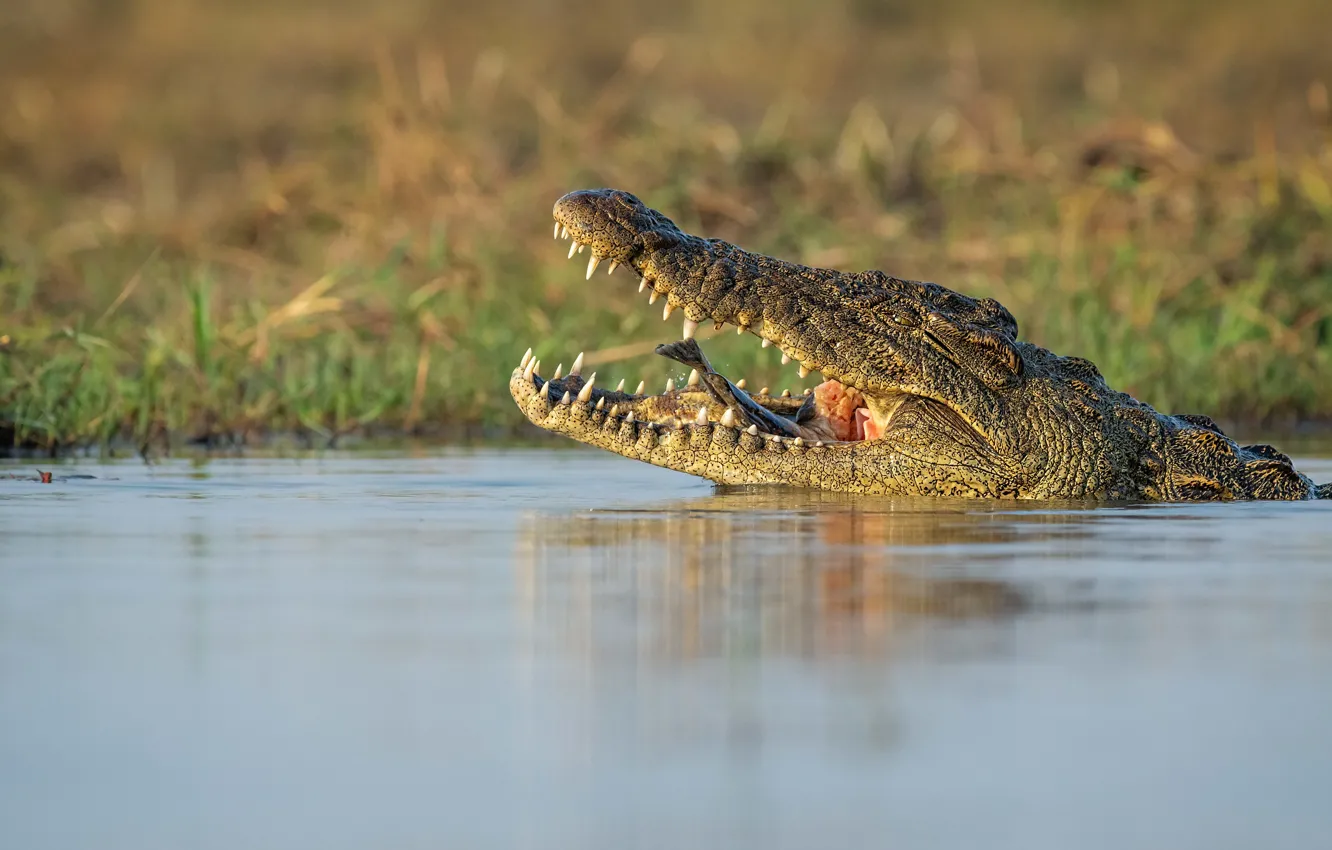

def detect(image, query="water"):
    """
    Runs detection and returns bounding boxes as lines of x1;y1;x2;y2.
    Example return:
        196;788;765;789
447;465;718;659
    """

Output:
3;448;1332;850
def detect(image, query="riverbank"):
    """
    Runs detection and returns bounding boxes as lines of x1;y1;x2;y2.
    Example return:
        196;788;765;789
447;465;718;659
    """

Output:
3;0;1331;454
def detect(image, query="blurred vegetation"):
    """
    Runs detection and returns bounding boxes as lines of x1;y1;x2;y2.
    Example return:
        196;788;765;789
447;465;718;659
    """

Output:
2;0;1331;453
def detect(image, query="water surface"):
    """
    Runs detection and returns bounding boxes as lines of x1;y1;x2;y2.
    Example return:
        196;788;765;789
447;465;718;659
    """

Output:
2;449;1332;850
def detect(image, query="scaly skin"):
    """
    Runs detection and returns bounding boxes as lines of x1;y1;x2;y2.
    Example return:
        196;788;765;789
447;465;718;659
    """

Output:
512;188;1330;501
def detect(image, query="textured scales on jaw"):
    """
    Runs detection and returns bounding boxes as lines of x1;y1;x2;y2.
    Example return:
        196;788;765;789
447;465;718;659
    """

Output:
524;187;1329;502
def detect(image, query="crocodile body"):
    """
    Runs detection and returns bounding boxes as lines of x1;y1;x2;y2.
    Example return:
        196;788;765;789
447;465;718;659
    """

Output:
511;189;1330;501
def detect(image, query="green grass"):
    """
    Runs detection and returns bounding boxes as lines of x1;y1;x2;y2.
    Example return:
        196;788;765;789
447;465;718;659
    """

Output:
2;0;1332;453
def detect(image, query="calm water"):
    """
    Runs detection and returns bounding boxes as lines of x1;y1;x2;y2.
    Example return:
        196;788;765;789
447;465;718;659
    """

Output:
3;447;1332;850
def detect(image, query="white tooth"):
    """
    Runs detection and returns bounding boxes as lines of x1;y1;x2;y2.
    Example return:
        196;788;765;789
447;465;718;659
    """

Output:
577;244;585;254
761;338;771;348
595;397;606;410
649;290;660;305
759;386;770;396
560;391;571;405
736;379;747;389
610;404;620;416
721;408;736;427
665;378;675;392
520;347;533;369
747;425;759;436
683;319;698;339
586;256;600;279
577;373;596;402
626;411;635;423
615;378;626;392
804;387;813;395
634;380;645;395
568;242;579;259
554;222;561;239
524;358;537;379
561;226;569;239
570;352;585;376
687;368;700;386
781;353;790;365
798;366;809;378
638;276;648;292
736;325;744;335
696;407;709;425
794;437;804;446
662;302;674;320
552;363;563;380
608;261;618;275
816;441;825;447
782;389;791;397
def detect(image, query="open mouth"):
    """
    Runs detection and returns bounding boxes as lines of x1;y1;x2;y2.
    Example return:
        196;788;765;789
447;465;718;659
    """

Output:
512;220;896;446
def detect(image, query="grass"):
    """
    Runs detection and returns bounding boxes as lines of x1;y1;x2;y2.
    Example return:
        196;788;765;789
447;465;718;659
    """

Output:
2;0;1332;454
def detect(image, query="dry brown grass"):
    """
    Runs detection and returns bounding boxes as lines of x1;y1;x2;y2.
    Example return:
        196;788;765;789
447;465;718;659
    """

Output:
2;0;1331;452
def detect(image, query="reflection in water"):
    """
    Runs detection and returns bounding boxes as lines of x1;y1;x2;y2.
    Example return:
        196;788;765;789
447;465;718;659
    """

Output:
515;488;1111;668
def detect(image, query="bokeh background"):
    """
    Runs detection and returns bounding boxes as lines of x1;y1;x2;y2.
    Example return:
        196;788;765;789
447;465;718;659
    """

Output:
2;0;1331;451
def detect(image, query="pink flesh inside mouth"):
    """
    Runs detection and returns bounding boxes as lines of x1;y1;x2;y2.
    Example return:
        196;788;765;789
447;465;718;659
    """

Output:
810;380;884;442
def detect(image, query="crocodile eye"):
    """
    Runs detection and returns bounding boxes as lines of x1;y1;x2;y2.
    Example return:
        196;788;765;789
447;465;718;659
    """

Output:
891;312;917;327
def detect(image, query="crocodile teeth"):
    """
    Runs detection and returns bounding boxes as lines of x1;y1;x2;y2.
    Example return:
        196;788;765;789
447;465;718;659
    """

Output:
761;339;771;348
520;347;533;369
682;319;698;339
578;244;585;254
794;437;804;446
736;325;744;335
595;396;606;411
561;226;569;240
798;366;809;378
665;378;675;392
662;302;675;320
560;391;571;405
634;380;645;395
552;363;563;380
638;277;648;293
781;389;791;398
626;411;635;422
610;404;620;416
781;353;790;365
815;441;824;447
759;386;770;396
523;357;538;380
721;408;736;427
615;378;626;392
649;290;660;304
695;407;709;425
608;261;618;275
577;373;596;402
554;222;561;239
568;242;579;259
687;369;700;386
586;256;601;279
736;379;747;389
570;352;585;377
747;425;759;435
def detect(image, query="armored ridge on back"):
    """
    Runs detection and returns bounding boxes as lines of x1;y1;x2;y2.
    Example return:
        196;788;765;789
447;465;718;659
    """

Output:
511;188;1330;501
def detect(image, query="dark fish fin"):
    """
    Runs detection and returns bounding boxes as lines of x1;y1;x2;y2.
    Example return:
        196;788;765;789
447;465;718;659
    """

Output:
654;339;713;374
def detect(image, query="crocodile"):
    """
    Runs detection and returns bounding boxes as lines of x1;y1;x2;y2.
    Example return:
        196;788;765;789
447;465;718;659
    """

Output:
510;188;1331;501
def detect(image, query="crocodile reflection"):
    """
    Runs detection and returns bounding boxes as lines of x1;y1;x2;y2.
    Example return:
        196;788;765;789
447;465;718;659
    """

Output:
515;490;1101;663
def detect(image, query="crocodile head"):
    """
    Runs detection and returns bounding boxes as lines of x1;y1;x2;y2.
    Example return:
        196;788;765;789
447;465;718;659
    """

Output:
511;188;1326;500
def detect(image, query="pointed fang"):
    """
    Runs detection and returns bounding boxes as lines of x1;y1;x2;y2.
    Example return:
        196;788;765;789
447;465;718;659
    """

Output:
683;319;698;339
736;379;747;389
560;391;571;405
570;352;585;377
747;425;759;435
608;261;618;275
639;277;648;292
721;408;736;427
761;338;771;348
568;242;579;259
688;369;700;386
552;363;563;380
696;407;709;425
662;302;674;320
781;353;790;365
577;373;596;402
554;221;561;239
520;347;533;369
615;378;626;392
586;256;601;279
595;396;606;410
649;290;659;304
634;380;645;395
665;378;675;392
